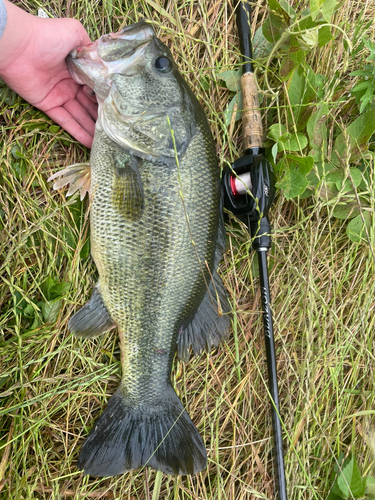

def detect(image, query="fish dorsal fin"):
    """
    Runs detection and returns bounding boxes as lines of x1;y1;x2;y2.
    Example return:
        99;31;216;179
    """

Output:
69;286;116;338
177;210;231;362
112;154;144;222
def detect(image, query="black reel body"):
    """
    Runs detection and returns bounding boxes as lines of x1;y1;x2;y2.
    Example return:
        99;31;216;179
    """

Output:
223;149;276;221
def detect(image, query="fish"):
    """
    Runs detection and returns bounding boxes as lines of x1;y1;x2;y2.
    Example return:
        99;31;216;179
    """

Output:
50;20;231;477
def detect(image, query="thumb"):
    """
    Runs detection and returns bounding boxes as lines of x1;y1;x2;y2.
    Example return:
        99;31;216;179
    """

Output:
62;18;91;48
42;17;92;56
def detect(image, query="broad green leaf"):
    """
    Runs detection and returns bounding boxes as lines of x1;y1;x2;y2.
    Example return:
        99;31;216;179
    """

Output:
41;300;62;323
80;238;91;259
347;105;375;142
280;54;298;79
358;86;375;114
299;187;313;199
326;491;343;500
336;455;366;497
290;49;305;64
326;494;342;500
224;91;242;126
280;49;305;80
310;0;323;20
269;124;309;152
332;203;360;220
350;69;373;78
332;106;375;166
347;167;362;187
262;12;290;44
276;154;314;199
31;314;42;330
268;123;287;141
217;69;241;92
296;10;319;30
347;212;372;243
49;125;60;134
307;104;328;160
278;0;296;19
279;133;308;152
268;0;295;18
366;476;375;499
318;25;334;46
253;27;273;59
23;303;36;318
268;0;282;12
50;282;71;300
326;167;362;192
310;0;339;22
286;64;316;130
331;134;350;167
321;0;339;22
42;277;57;301
315;73;328;99
306;165;320;187
11;161;27;181
278;132;292;143
316;181;339;201
334;454;346;474
352;81;372;92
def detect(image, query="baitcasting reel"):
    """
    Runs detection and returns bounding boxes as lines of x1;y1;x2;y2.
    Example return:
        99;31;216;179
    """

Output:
222;149;276;250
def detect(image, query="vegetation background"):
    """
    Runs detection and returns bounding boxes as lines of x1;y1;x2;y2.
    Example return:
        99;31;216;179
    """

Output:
1;0;375;498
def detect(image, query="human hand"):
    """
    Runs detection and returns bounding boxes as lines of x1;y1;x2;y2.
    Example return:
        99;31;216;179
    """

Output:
0;0;97;148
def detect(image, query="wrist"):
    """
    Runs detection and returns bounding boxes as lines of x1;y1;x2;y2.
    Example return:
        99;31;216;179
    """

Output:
0;0;38;75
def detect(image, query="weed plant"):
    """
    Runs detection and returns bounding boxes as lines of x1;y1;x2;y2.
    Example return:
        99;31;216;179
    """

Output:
1;0;375;499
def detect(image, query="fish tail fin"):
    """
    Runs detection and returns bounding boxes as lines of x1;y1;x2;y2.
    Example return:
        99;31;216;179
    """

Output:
77;384;207;477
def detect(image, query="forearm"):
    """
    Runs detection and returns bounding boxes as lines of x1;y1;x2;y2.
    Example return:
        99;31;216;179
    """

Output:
0;0;35;74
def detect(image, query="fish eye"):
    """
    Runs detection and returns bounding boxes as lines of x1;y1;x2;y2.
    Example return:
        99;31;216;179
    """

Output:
154;56;173;73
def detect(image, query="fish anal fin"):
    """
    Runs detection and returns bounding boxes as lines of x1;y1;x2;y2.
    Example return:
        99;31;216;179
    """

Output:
69;286;116;338
77;384;207;476
112;155;144;222
48;163;91;201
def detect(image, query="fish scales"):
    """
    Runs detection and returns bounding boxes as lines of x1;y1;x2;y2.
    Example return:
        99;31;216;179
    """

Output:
90;127;219;402
51;20;231;477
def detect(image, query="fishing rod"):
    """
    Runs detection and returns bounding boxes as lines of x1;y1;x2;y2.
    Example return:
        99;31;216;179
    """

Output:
222;1;288;498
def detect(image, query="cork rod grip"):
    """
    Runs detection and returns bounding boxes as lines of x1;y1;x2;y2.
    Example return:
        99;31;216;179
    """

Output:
241;72;263;150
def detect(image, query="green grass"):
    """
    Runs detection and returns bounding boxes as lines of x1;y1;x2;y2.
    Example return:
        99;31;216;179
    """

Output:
1;0;375;499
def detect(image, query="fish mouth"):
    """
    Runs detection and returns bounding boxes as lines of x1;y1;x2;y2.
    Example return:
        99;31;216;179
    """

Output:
67;21;155;100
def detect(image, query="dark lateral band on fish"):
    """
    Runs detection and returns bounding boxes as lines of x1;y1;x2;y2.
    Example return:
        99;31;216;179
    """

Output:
50;19;231;477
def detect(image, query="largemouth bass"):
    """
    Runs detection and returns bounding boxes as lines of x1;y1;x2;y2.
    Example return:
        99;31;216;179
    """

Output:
51;21;230;477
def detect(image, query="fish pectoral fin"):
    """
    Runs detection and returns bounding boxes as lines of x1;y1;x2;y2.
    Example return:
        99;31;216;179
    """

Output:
77;384;207;476
69;286;116;338
48;162;91;201
112;155;144;222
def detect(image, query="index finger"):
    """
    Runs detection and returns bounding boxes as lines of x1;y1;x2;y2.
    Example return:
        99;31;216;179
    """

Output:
46;106;94;148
